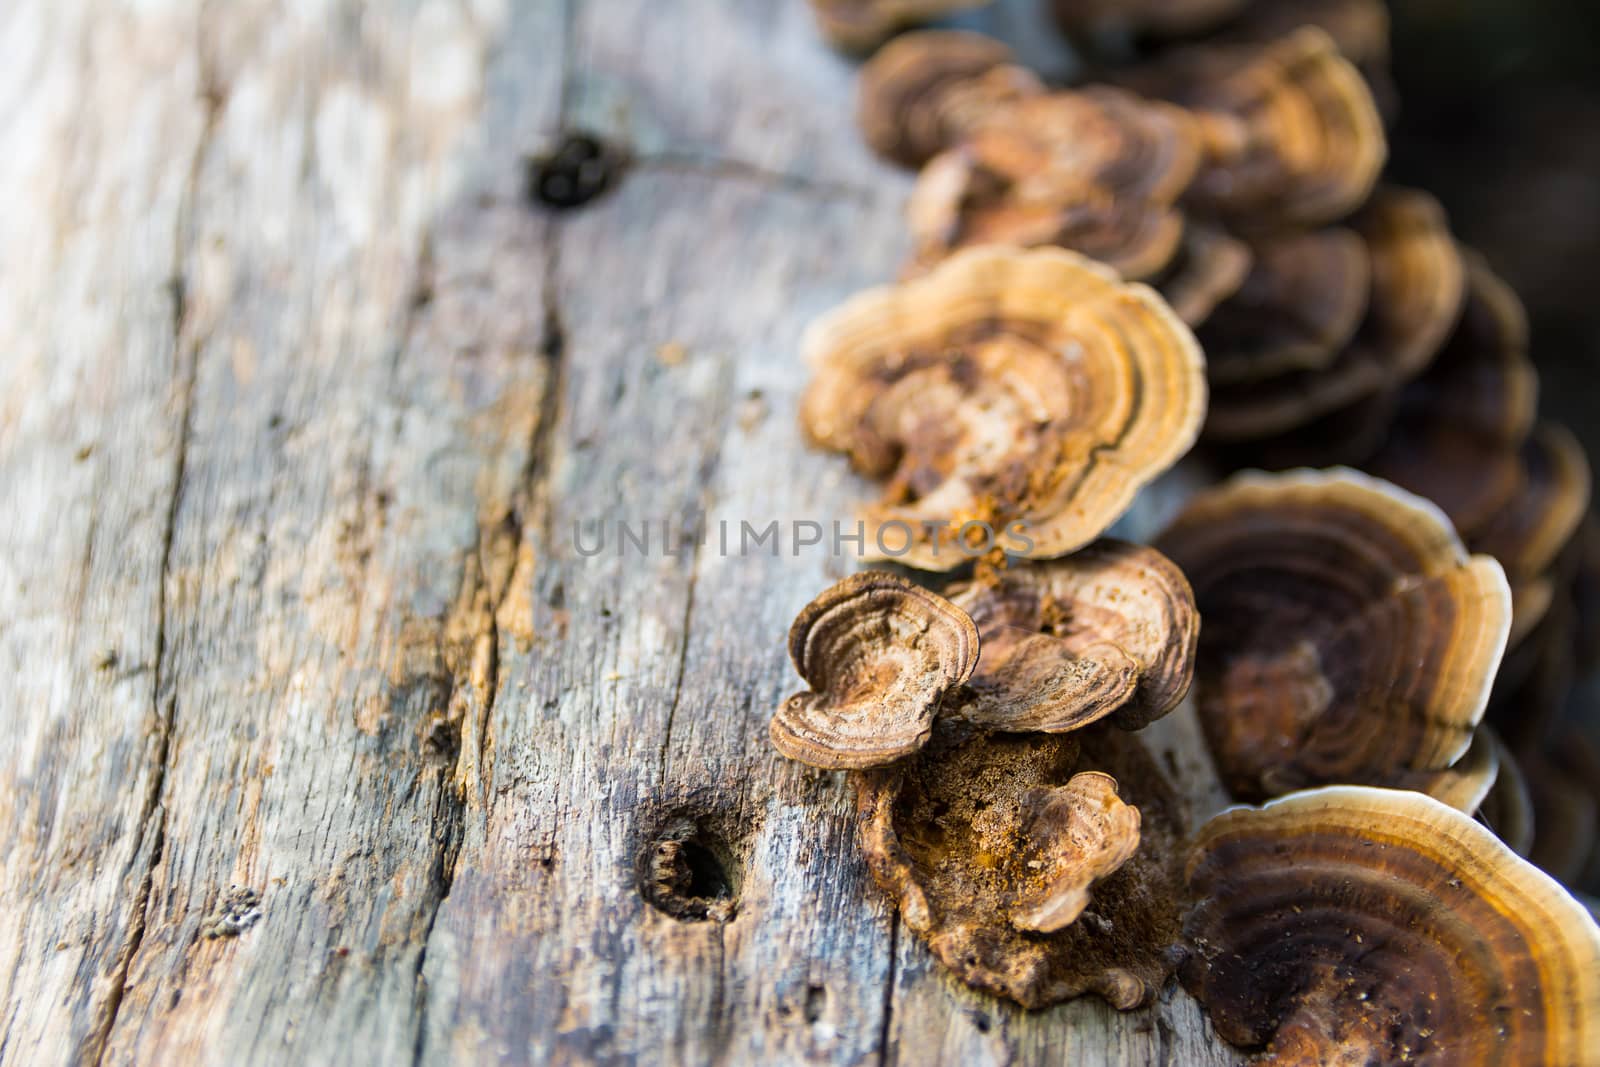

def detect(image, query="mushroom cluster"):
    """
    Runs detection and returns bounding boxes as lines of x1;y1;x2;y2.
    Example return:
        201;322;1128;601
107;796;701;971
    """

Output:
782;0;1600;1045
774;546;1201;1009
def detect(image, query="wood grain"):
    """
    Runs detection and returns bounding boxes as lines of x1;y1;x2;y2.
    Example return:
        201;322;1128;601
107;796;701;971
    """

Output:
0;2;1230;1064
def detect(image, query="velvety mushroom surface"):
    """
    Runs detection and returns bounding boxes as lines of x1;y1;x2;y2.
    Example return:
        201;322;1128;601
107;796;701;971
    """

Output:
771;572;980;768
857;31;1043;169
807;0;994;52
1183;786;1600;1065
857;722;1184;1010
1155;469;1512;800
947;539;1199;730
802;246;1207;570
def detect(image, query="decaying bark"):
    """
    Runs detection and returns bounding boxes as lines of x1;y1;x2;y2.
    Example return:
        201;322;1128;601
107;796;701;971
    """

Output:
0;2;1232;1063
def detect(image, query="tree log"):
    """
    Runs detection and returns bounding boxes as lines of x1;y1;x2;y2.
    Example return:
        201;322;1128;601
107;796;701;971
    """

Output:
0;1;1232;1063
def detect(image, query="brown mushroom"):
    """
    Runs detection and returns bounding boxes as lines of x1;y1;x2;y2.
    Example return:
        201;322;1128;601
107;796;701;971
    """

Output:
1200;226;1370;387
807;0;995;52
858;721;1185;1009
1386;724;1500;816
906;88;1201;279
1154;222;1252;327
1364;251;1536;533
1155;469;1513;801
1472;422;1593;587
944;631;1141;736
1009;770;1143;933
1215;0;1396;119
947;540;1199;730
770;572;980;768
1204;187;1464;442
1183;785;1600;1064
802;246;1207;570
1124;28;1386;227
857;32;1045;169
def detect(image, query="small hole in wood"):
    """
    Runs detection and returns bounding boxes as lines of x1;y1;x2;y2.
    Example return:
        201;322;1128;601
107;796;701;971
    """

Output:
528;131;626;212
639;812;743;923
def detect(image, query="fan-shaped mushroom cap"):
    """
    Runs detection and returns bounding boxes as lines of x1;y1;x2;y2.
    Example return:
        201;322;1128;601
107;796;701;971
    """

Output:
1010;771;1143;933
1387;725;1500;815
945;630;1140;735
771;573;980;768
808;0;995;52
856;32;1044;169
1049;0;1247;37
802;246;1207;570
1366;252;1537;534
1201;227;1369;387
948;540;1199;730
1128;29;1385;227
1473;422;1593;585
1155;223;1252;327
857;722;1184;1009
1182;786;1600;1065
1156;469;1513;800
1205;187;1464;442
906;89;1201;279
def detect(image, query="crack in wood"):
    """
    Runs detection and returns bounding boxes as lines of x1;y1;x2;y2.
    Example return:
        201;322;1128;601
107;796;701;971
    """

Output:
877;918;899;1067
82;15;223;1055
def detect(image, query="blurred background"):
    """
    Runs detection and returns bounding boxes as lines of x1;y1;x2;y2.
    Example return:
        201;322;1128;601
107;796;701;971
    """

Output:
1388;0;1600;459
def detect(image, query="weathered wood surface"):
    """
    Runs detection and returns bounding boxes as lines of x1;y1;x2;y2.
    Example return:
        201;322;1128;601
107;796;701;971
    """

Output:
0;1;1232;1064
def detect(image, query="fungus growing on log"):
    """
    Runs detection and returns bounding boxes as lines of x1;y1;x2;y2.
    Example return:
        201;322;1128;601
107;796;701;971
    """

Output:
856;32;1044;169
857;722;1184;1010
1153;223;1252;328
1182;786;1600;1064
1366;251;1537;535
1386;725;1500;816
905;89;1201;279
1199;227;1369;388
1204;187;1463;442
947;539;1199;730
1155;469;1512;801
1124;28;1385;228
808;0;994;52
770;572;979;768
801;246;1207;570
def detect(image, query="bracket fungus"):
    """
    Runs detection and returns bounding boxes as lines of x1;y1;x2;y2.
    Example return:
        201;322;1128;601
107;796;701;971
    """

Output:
1124;28;1385;228
1182;786;1600;1065
857;32;1044;169
906;89;1201;280
770;572;979;769
1204;187;1464;442
807;0;994;52
1153;222;1252;328
1199;227;1369;388
947;539;1199;731
858;722;1185;1009
801;246;1207;570
1366;252;1536;535
1155;469;1513;801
